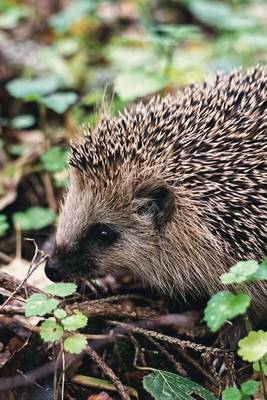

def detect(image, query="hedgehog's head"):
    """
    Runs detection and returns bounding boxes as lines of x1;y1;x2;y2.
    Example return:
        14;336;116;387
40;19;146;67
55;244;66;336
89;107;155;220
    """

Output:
45;165;176;288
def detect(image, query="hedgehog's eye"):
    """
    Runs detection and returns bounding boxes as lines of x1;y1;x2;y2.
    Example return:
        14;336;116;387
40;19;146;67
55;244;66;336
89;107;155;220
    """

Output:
89;223;118;247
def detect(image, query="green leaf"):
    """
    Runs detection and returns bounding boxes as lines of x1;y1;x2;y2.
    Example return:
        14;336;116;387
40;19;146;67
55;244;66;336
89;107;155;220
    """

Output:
222;387;242;400
143;370;218;400
238;330;267;362
252;258;267;281
187;0;258;31
8;144;26;156
0;214;9;237
25;294;59;317
240;380;259;396
220;260;259;284
41;92;78;114
204;291;251;332
6;76;61;99
49;0;95;33
41;146;68;173
13;207;56;230
43;283;77;298
11;114;36;129
54;309;67;320
0;5;30;29
64;334;87;354
62;312;88;331
40;319;64;342
114;70;167;101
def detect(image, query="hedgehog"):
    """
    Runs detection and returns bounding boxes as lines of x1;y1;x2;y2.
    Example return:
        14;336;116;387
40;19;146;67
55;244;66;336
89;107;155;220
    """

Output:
45;66;267;321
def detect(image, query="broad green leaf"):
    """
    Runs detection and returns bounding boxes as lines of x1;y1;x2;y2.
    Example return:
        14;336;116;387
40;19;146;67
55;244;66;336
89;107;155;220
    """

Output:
252;258;267;281
0;214;9;237
220;260;259;284
25;294;59;317
222;387;242;400
54;309;67;320
41;146;68;173
143;370;218;400
0;5;30;29
114;70;167;101
62;312;88;331
43;283;77;297
238;330;267;362
204;291;251;332
40;319;64;342
13;207;56;230
41;92;78;114
240;380;259;396
187;0;257;31
11;114;36;129
49;0;95;33
64;334;87;354
8;144;26;156
6;76;61;99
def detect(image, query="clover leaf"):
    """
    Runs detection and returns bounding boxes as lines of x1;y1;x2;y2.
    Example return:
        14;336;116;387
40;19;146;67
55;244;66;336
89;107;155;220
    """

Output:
62;312;88;331
238;330;267;362
220;260;259;284
25;294;59;317
204;291;251;332
43;283;77;297
40;319;64;342
64;334;87;354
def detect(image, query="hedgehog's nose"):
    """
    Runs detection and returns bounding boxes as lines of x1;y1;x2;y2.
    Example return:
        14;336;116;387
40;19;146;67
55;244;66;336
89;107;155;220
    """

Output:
45;258;65;282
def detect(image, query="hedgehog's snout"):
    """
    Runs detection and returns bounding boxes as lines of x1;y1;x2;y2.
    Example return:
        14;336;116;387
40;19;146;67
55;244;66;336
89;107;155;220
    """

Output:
45;257;66;282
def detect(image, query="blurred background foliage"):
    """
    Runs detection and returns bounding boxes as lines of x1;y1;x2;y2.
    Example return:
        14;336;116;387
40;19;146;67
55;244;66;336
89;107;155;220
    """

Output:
0;0;266;260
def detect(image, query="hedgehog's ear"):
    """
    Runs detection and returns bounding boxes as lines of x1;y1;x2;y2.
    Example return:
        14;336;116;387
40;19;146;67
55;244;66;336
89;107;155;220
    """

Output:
134;180;175;228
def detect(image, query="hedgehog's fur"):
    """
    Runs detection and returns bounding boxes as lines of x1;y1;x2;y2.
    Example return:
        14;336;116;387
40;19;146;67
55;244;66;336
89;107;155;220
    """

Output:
46;66;267;319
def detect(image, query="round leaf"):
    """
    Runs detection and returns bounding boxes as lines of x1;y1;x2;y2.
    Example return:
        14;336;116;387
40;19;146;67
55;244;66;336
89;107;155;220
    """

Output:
11;115;36;129
62;312;88;331
40;319;64;342
204;291;251;332
41;146;68;172
43;283;77;297
64;334;87;354
238;330;267;362
13;207;56;231
6;76;61;99
54;309;67;319
25;294;59;317
222;388;242;400
41;92;78;113
220;260;259;284
240;380;259;396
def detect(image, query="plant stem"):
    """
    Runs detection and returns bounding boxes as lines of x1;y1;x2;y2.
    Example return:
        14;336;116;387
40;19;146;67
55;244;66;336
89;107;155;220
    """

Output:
259;360;267;400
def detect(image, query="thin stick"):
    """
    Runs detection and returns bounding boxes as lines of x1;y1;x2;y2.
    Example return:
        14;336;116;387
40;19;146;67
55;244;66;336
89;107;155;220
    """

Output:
85;344;131;400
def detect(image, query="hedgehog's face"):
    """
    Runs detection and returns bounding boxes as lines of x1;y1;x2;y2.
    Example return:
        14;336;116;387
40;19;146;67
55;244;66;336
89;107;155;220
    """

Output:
45;170;175;286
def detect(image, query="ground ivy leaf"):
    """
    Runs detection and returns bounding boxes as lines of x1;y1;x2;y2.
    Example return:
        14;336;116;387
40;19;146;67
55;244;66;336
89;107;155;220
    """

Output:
40;319;64;342
222;387;242;400
41;146;68;173
64;334;87;354
62;312;88;331
43;283;77;297
240;380;259;396
252;258;267;281
143;370;218;400
220;260;259;284
6;76;61;99
204;291;251;332
41;92;78;114
238;330;267;362
54;309;67;320
25;294;59;317
13;207;56;230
